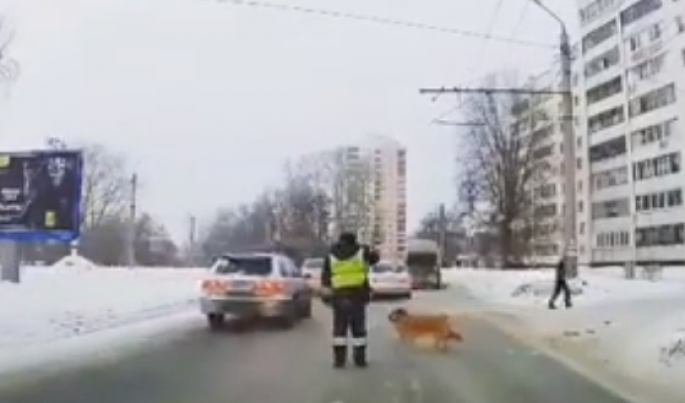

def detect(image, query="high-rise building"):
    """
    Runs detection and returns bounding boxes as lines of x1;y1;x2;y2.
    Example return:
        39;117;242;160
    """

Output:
306;136;407;262
573;0;685;266
367;136;407;263
510;67;567;266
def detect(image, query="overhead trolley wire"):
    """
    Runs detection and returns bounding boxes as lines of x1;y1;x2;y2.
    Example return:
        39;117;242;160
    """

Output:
214;0;556;49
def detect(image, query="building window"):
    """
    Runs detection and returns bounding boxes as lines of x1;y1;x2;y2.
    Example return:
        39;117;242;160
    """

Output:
592;197;630;219
628;53;665;84
597;231;631;247
582;19;618;53
635;223;685;247
588;105;625;134
592;166;628;190
633;152;681;181
620;0;662;27
533;244;559;256
630;118;678;148
585;46;621;78
533;144;554;160
534;183;556;199
534;203;558;218
636;188;683;212
586;76;623;104
628;83;676;117
589;135;627;163
580;0;618;26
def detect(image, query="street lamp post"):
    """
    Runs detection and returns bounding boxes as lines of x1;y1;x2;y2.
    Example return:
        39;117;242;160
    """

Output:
531;0;578;277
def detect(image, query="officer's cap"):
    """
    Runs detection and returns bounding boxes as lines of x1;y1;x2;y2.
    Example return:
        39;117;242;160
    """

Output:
338;231;357;244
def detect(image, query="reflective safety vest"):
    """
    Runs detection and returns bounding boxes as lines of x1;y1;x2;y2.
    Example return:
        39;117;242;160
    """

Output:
330;249;367;289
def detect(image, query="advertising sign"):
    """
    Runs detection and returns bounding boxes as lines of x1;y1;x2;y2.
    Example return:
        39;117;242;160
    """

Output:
0;149;83;241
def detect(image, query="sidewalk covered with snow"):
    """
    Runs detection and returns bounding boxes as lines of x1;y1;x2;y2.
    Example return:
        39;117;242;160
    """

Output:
0;263;205;376
443;267;685;398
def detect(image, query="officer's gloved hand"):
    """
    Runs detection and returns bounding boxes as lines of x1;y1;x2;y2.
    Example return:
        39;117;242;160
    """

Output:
319;287;333;306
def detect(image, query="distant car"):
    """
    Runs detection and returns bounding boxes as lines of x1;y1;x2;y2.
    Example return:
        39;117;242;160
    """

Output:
199;253;313;330
369;262;412;299
301;257;324;290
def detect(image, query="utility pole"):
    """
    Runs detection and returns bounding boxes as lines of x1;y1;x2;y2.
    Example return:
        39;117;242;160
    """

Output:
188;214;197;265
420;83;577;276
530;0;577;278
126;173;138;269
437;203;447;267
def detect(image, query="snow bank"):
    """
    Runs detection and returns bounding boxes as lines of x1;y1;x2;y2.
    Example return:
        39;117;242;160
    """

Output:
442;267;685;306
0;265;206;375
443;267;685;398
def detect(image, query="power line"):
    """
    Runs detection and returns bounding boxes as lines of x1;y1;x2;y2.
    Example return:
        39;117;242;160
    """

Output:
420;87;569;96
484;0;505;42
215;0;555;49
509;0;531;38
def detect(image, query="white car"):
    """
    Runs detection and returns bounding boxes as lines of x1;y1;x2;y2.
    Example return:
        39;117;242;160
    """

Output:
369;262;412;299
301;257;324;289
199;253;313;330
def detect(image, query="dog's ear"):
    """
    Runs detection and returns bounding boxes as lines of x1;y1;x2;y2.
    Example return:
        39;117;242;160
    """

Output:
388;308;408;322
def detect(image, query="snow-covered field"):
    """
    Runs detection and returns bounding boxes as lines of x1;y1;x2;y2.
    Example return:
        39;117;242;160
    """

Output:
0;262;205;377
442;267;685;398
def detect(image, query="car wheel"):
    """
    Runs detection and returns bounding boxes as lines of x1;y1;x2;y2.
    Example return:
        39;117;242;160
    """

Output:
207;313;225;331
300;297;312;319
278;312;297;329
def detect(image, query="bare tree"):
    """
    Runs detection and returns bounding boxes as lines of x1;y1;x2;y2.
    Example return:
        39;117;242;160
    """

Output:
0;19;19;84
199;160;333;264
134;213;181;266
79;142;131;230
413;206;465;265
457;75;553;266
79;217;127;265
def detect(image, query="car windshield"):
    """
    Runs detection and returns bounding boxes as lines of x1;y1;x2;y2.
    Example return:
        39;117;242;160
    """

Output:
212;256;273;276
373;263;404;273
303;258;324;270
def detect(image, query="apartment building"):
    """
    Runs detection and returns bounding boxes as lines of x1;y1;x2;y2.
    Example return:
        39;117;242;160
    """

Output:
510;68;566;266
313;136;407;262
574;0;685;266
366;136;407;263
327;145;374;242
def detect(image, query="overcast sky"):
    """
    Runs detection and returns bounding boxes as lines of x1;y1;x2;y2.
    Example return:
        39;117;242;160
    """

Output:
0;0;577;241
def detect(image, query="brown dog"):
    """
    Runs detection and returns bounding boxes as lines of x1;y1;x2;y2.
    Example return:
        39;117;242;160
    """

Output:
387;307;463;351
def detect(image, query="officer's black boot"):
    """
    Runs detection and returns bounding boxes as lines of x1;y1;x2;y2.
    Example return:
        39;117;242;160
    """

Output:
353;346;367;368
333;346;347;368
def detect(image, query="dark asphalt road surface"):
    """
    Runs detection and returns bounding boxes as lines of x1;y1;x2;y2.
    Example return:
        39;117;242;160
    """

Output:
0;291;635;403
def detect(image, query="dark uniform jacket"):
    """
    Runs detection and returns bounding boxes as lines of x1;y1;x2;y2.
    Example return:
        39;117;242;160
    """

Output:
321;241;379;304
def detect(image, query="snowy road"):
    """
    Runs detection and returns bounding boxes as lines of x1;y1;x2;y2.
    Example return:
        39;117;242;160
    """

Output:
0;291;634;403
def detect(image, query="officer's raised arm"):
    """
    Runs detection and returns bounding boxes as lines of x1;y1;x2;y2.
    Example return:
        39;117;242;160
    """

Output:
363;246;380;266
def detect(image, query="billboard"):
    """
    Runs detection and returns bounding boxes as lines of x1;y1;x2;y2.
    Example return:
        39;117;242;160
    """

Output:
0;149;84;242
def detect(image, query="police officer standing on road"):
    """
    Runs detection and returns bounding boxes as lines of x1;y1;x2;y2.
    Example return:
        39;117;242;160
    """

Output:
320;232;379;368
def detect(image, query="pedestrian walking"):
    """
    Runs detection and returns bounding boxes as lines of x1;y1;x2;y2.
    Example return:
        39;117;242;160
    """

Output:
548;258;573;309
320;232;379;368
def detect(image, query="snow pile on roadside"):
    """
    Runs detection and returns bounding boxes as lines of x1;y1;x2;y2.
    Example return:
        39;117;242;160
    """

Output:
51;254;99;271
444;267;685;395
515;297;685;392
0;266;205;350
443;267;685;306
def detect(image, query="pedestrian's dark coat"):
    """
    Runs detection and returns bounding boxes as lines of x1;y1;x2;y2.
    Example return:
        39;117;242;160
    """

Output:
555;259;566;282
